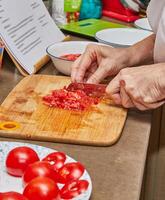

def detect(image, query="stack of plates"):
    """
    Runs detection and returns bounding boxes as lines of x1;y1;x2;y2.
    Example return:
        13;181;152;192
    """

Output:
95;28;152;47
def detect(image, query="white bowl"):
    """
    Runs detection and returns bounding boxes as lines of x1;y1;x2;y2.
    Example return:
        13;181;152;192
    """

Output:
46;41;100;76
95;28;152;47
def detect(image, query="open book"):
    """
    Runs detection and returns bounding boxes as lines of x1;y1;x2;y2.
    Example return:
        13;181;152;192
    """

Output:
0;0;65;75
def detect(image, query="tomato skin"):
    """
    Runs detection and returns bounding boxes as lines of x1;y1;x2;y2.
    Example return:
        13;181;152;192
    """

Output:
58;162;85;184
42;152;66;171
23;177;60;200
0;192;28;200
60;180;89;199
23;161;60;185
6;146;39;177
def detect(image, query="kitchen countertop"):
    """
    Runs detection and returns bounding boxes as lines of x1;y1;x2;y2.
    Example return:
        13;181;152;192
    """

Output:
0;44;151;200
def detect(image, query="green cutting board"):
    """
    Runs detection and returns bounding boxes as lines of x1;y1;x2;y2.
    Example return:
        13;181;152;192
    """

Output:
60;19;128;39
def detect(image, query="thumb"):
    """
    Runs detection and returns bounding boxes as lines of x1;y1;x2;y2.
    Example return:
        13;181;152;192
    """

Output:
106;74;121;96
105;75;121;104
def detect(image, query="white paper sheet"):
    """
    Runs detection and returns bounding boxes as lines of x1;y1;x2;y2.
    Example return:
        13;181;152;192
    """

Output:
0;0;65;74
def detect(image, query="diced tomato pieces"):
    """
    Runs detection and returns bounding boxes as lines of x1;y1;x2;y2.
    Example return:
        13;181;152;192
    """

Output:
43;88;100;111
60;54;81;61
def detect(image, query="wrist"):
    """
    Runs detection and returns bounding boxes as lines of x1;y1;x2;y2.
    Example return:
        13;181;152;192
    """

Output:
126;34;156;67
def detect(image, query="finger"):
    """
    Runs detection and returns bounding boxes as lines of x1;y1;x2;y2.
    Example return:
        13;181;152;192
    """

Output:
120;80;150;110
143;100;165;110
123;86;154;110
71;56;82;82
75;45;99;82
87;62;110;84
106;75;120;96
120;85;134;108
111;93;122;105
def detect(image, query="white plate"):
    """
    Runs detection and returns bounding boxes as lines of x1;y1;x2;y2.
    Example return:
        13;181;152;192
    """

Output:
134;18;152;31
0;142;92;200
95;28;152;47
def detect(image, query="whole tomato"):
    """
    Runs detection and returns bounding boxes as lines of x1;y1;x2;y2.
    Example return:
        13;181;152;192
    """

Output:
23;161;60;185
23;177;60;200
6;146;39;177
42;152;66;171
58;162;85;184
60;180;89;199
0;192;28;200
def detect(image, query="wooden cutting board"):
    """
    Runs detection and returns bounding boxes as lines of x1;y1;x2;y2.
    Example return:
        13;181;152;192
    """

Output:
0;75;127;146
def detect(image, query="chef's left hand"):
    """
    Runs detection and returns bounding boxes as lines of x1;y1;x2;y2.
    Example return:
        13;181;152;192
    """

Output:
106;63;165;110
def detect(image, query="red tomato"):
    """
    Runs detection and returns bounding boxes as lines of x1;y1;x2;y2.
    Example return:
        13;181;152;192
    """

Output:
23;177;60;200
42;152;66;171
23;161;60;185
0;192;28;200
6;146;39;177
58;162;85;184
60;180;89;199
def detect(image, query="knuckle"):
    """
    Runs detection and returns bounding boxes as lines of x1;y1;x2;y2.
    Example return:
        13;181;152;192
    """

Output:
126;85;135;93
133;93;141;101
86;44;96;51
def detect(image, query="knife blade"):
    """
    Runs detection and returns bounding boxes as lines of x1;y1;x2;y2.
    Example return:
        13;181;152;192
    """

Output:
66;82;107;98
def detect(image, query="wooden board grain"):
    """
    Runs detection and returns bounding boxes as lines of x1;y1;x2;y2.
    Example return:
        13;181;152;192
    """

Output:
0;75;127;146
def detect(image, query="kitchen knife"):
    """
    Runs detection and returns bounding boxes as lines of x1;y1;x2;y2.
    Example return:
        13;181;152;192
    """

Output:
66;82;108;98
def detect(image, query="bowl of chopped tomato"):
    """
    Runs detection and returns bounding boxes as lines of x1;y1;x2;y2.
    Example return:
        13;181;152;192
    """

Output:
46;41;100;76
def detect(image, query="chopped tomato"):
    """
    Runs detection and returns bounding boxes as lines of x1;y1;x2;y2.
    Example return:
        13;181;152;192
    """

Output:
42;152;66;171
60;180;89;199
57;162;85;184
60;54;81;61
43;88;100;111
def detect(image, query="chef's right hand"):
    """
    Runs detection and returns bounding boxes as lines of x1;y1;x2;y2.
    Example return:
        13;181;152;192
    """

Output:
71;44;132;84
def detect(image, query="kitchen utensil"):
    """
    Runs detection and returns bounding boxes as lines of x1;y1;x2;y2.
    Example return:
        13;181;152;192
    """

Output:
60;18;127;39
66;82;107;98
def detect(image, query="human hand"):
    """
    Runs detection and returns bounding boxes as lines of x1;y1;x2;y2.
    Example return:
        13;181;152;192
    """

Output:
106;64;165;110
71;44;132;83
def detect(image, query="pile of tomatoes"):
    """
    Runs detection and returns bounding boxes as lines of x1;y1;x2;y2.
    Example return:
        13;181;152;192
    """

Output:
43;88;99;111
60;54;81;61
0;146;89;200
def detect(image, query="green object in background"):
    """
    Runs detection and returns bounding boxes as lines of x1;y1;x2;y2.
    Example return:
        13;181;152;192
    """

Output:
64;0;82;12
60;18;128;39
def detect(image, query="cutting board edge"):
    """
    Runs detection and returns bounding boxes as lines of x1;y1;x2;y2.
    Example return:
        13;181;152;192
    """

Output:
0;128;125;147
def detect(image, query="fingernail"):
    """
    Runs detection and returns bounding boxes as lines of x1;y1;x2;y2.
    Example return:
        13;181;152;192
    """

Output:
120;80;126;87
